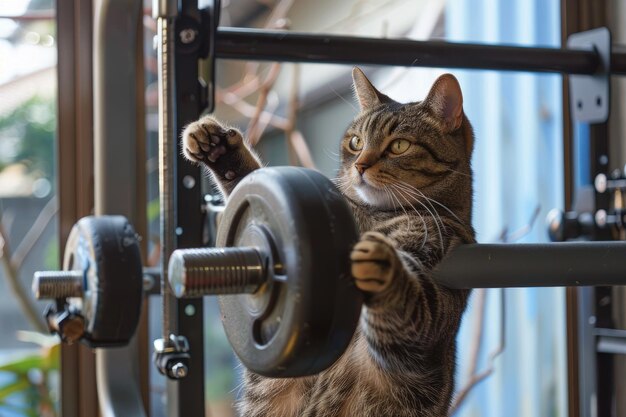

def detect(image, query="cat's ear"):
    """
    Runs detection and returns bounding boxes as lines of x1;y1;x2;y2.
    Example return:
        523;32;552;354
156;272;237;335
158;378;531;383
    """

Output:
424;74;464;132
352;67;390;111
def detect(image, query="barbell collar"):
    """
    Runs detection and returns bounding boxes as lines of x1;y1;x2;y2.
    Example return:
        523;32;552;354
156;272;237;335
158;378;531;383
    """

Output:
168;247;267;298
32;270;84;300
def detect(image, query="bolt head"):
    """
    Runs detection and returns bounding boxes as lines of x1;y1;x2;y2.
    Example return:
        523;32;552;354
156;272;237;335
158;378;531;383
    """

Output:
55;311;85;344
595;209;608;227
595;173;607;193
170;362;188;379
545;209;564;242
179;28;197;44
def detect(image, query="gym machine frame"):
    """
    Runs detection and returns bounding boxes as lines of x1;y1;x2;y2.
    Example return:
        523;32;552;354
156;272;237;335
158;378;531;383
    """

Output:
49;0;626;415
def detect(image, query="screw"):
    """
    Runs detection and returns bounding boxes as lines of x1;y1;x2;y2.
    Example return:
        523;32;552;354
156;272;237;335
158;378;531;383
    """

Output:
33;270;83;299
182;175;196;189
594;173;607;194
171;362;188;379
179;28;197;45
168;247;267;298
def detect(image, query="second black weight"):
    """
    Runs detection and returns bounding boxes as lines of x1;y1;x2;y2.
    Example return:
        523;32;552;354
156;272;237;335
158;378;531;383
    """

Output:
217;167;362;378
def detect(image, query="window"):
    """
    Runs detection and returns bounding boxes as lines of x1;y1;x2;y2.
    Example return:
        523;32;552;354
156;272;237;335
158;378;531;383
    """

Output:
0;1;59;416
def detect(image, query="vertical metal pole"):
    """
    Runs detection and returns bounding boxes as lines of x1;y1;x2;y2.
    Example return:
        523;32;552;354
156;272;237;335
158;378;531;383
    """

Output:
561;2;614;416
93;0;146;416
57;0;99;414
154;1;206;416
171;0;208;415
154;0;177;348
607;2;626;414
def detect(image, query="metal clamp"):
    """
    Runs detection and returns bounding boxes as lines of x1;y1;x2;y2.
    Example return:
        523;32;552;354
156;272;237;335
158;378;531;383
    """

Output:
154;335;191;380
567;27;611;123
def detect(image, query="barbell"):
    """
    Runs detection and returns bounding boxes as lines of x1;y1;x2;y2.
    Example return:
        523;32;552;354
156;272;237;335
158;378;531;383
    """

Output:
33;166;626;376
32;167;362;377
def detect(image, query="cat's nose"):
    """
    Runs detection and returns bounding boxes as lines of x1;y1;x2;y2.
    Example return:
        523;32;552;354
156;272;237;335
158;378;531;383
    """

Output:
355;163;370;175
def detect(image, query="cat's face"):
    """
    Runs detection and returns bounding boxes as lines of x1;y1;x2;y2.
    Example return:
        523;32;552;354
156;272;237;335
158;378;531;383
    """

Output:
337;68;474;218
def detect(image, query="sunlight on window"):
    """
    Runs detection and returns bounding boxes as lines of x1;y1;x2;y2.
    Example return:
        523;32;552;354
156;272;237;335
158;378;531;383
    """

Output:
0;1;59;416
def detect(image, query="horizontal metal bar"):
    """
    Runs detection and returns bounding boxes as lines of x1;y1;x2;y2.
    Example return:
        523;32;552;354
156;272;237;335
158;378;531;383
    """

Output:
433;242;626;288
214;28;626;75
595;329;626;355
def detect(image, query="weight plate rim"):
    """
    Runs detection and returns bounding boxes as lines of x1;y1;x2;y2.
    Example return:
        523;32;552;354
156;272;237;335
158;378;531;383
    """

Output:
217;167;362;377
64;216;143;347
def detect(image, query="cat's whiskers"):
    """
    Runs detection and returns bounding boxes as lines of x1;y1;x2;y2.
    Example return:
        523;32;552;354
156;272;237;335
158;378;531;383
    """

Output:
324;148;342;163
387;184;430;251
392;182;446;232
394;186;449;253
329;85;358;112
377;176;429;250
394;180;466;228
387;185;428;250
390;183;445;254
443;166;471;177
381;184;397;211
392;182;443;230
331;176;355;192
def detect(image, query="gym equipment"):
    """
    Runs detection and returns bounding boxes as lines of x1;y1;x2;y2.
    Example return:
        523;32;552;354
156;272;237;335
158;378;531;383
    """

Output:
51;0;626;412
33;166;361;377
33;216;143;347
34;166;626;373
169;166;361;377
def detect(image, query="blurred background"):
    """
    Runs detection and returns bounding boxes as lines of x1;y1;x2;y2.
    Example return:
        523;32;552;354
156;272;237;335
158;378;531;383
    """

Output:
1;0;625;416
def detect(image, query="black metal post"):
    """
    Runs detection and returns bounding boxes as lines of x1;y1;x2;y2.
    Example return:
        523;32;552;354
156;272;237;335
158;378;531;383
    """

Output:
213;28;626;75
164;0;208;415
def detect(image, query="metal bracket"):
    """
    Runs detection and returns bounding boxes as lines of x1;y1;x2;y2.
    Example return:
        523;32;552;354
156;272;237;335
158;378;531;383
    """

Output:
567;27;611;123
153;335;191;379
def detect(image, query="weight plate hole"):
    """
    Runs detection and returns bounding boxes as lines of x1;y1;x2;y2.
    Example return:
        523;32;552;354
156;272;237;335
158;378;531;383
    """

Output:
253;317;280;347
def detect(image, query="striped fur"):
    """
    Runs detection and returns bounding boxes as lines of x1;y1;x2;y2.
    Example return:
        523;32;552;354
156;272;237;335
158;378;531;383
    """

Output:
182;68;475;417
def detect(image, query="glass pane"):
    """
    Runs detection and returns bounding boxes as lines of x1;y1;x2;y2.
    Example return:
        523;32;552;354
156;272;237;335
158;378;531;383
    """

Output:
0;0;59;416
445;1;567;416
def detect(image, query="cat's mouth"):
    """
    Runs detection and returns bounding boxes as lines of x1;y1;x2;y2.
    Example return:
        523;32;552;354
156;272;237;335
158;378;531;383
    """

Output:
353;177;394;207
358;173;385;189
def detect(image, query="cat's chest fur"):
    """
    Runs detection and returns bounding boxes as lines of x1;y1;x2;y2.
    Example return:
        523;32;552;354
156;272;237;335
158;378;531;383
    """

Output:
240;330;394;417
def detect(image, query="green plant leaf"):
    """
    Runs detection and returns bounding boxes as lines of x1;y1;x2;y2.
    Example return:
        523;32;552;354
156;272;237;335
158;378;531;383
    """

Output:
43;344;60;370
147;198;160;223
0;377;30;401
0;356;44;374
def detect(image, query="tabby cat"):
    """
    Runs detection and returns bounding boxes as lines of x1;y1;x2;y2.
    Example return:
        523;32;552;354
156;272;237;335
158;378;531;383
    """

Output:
182;67;475;417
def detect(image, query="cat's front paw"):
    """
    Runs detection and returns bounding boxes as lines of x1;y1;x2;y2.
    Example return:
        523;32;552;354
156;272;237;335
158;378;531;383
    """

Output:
350;232;399;293
182;116;245;179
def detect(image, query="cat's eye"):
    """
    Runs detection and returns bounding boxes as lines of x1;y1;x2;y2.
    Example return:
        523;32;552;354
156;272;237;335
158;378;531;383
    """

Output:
389;139;411;155
348;136;363;152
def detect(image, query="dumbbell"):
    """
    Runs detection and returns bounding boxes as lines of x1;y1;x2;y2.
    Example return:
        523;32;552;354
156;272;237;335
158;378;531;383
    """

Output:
32;167;361;378
32;216;143;347
168;167;362;377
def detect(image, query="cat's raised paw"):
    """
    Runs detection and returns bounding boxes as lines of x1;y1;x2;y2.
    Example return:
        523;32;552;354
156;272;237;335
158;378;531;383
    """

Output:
350;232;398;293
182;116;243;165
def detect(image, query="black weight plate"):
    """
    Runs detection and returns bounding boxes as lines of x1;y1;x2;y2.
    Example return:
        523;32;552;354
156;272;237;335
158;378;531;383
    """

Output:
63;216;143;347
217;167;362;378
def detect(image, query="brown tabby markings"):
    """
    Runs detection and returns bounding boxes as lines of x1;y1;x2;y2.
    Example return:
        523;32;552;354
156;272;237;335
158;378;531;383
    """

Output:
182;67;475;417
